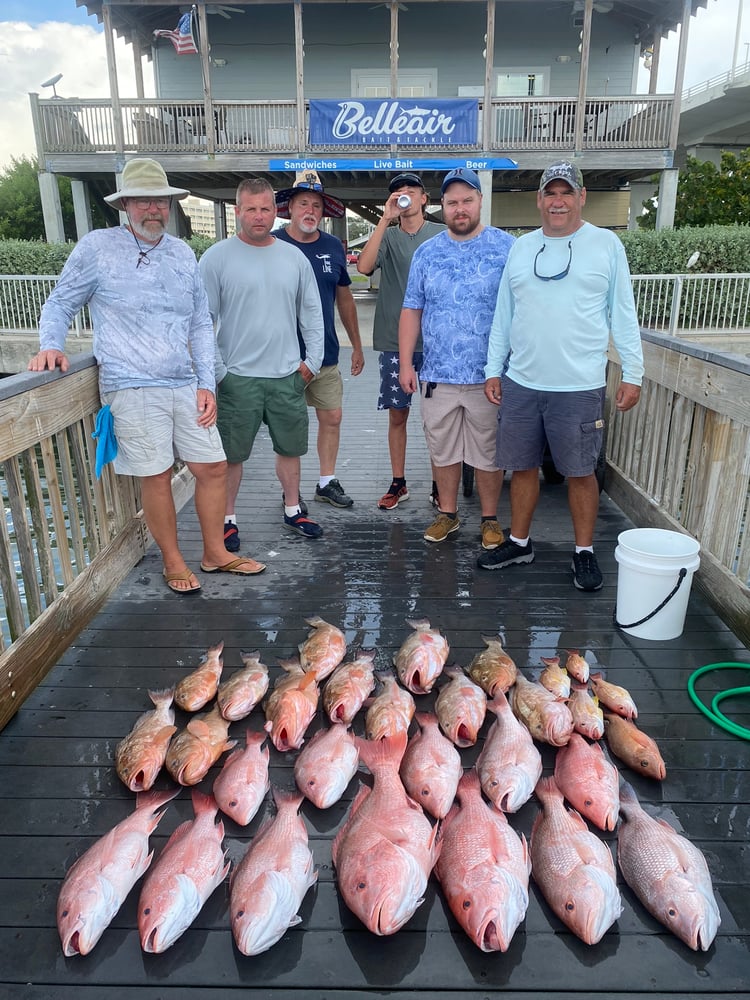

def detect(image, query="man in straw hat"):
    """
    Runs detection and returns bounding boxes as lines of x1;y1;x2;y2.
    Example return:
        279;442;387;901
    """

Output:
480;161;643;591
29;157;266;594
275;170;363;510
199;177;326;540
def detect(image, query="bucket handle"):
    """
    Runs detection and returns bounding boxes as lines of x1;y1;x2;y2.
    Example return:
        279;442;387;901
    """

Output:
613;567;688;631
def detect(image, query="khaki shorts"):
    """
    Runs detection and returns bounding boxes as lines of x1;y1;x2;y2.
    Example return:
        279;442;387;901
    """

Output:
421;382;500;472
305;364;343;411
101;384;226;478
217;370;308;462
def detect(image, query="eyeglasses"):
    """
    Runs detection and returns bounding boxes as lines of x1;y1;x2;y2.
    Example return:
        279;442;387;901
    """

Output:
131;197;172;210
533;241;573;281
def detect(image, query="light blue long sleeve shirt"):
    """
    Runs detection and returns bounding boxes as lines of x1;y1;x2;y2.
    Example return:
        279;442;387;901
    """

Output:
485;222;644;390
39;227;217;394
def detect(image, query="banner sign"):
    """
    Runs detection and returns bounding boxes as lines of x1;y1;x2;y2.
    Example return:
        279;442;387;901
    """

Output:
269;156;518;171
309;99;478;146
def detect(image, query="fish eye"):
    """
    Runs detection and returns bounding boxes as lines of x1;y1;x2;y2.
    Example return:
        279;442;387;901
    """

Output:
489;780;497;787
237;909;245;917
61;908;69;917
462;899;471;910
143;907;151;915
584;798;592;806
640;759;649;768
357;881;367;891
421;788;430;796
667;907;677;918
308;779;316;787
565;901;576;912
229;799;237;807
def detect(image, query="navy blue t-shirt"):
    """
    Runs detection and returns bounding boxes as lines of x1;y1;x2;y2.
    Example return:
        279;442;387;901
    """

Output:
276;228;351;367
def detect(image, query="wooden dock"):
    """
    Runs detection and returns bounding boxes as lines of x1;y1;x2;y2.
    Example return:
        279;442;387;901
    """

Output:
1;351;748;998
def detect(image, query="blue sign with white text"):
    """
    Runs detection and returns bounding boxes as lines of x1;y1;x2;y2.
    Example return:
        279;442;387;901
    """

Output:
269;157;518;171
309;99;479;146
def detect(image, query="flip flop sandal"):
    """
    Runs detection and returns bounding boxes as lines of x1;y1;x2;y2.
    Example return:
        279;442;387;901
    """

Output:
200;557;267;576
163;568;202;594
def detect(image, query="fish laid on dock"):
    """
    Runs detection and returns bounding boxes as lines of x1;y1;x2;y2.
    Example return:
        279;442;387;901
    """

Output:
230;787;317;956
299;615;347;680
511;672;574;747
174;640;225;712
365;672;415;741
554;732;619;831
400;711;463;820
294;723;360;809
217;650;270;722
322;649;377;725
212;730;270;826
604;713;666;780
435;665;487;748
589;672;638;719
538;656;570;700
475;690;542;813
57;788;179;957
568;682;605;740
264;656;319;751
115;688;177;792
393;618;449;695
138;790;229;953
467;635;518;696
165;704;236;785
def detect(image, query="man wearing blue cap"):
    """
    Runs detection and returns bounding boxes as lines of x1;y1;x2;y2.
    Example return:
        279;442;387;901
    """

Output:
398;167;514;548
480;161;644;591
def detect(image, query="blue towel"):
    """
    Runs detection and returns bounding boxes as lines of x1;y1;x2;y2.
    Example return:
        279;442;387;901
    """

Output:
92;405;118;479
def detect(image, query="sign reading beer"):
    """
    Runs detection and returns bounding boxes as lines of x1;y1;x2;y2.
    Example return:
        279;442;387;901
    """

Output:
309;99;478;146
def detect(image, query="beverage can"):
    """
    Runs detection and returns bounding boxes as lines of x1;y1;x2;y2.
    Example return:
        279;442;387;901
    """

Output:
396;194;411;209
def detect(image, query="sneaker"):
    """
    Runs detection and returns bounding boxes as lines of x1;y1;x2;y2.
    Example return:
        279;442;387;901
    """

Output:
315;479;353;508
477;536;534;570
424;513;460;543
378;483;409;510
571;550;603;591
282;493;309;516
284;512;324;538
480;519;504;550
224;520;240;553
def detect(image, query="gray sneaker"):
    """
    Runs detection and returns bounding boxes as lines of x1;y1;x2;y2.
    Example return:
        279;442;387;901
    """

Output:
477;536;534;570
315;479;353;508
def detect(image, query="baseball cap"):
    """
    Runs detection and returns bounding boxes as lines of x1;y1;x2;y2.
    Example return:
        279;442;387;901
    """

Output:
388;172;425;192
441;167;482;194
539;161;584;192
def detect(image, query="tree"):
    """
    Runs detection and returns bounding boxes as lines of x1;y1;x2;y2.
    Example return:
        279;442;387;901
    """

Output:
639;149;750;229
0;156;77;241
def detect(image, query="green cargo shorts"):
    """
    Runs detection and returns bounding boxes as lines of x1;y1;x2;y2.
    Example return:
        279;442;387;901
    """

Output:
216;370;309;462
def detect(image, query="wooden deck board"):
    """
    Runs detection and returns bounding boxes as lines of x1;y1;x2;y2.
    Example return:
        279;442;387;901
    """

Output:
1;350;748;997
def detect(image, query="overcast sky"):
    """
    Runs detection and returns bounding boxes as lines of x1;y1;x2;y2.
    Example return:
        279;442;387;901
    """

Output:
0;0;746;170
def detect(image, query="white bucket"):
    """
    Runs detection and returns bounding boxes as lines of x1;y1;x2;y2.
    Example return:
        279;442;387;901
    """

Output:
614;528;700;640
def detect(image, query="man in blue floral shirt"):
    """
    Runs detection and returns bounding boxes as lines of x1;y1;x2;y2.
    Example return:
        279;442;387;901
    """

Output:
399;168;514;548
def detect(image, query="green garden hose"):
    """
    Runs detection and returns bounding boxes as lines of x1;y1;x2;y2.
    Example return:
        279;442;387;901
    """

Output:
687;662;750;740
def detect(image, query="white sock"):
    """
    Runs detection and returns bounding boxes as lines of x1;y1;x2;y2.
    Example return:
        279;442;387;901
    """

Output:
319;475;334;489
510;534;529;547
285;504;302;518
225;515;237;525
575;545;594;554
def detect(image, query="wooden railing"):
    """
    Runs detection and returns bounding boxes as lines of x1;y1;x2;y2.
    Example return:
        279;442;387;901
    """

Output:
34;94;674;156
0;358;194;730
605;330;750;647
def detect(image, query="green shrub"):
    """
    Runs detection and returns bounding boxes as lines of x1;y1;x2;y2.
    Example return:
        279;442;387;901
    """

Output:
618;225;750;275
185;234;216;260
0;239;75;275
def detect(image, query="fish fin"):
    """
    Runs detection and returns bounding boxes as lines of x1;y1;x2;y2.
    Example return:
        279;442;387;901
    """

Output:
240;649;261;662
356;730;408;772
272;786;305;812
299;671;319;693
405;617;431;630
148;687;176;706
278;654;302;671
135;787;181;815
304;615;327;627
207;640;225;656
186;719;211;739
162;818;194;850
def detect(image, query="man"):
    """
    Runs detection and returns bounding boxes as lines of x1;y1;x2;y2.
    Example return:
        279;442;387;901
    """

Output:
28;157;265;594
357;172;445;510
199;177;326;540
398;167;514;548
480;161;644;591
275;171;364;509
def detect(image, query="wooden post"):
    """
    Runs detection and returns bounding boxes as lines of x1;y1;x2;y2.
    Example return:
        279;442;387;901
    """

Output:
294;1;305;150
574;0;593;152
102;2;125;154
482;0;495;151
649;26;662;95
133;43;145;100
197;3;216;155
668;0;693;152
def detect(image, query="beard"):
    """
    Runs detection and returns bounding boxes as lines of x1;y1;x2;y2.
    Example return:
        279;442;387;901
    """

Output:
129;216;166;243
296;217;320;235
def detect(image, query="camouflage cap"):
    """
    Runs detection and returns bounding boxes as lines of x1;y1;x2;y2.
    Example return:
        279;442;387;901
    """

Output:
539;162;584;191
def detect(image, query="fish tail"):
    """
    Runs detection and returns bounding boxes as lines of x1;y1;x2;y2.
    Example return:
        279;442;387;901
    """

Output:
405;617;431;630
207;640;225;657
356;730;408;772
135;787;180;816
272;786;305;812
534;774;563;805
304;615;326;627
486;689;510;713
246;729;267;747
278;654;302;671
240;649;261;664
148;687;175;707
457;768;481;798
415;711;436;728
617;778;640;817
191;788;219;816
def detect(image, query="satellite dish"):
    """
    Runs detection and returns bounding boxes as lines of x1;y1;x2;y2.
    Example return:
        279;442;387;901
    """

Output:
41;73;63;97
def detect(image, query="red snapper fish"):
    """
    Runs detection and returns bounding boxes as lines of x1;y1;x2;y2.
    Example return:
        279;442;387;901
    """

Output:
400;711;462;820
436;769;530;952
322;649;377;725
466;635;518;696
332;732;439;935
165;704;236;786
365;672;415;741
568;682;605;740
589;672;638;719
475;690;542;813
530;776;622;945
138;790;229;953
511;671;574;747
539;656;571;699
554;732;619;831
264;657;319;751
564;649;590;684
299;615;347;680
604;713;666;780
212;730;270;826
174;640;225;712
230;787;317;956
115;687;177;792
294;723;359;809
57;788;179;957
617;781;721;951
393;617;449;694
435;665;487;748
217;650;270;722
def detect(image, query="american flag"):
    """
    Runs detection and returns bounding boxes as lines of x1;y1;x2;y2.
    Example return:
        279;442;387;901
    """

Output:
153;11;198;55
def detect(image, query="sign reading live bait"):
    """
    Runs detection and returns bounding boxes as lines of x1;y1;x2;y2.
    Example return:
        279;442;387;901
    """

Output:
309;99;479;146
